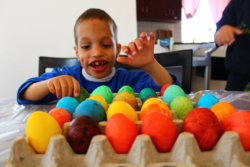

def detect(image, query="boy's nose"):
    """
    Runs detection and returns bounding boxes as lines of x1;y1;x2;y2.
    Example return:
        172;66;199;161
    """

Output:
91;45;104;57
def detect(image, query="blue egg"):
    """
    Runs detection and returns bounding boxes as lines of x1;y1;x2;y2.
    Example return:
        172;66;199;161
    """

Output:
196;93;219;109
73;99;106;122
56;96;79;115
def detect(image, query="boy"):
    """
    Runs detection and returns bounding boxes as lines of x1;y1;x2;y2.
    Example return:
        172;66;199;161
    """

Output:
17;8;180;105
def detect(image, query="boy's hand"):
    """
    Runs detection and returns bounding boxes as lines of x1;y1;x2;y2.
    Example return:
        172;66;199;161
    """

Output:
215;25;244;46
118;32;155;68
47;75;80;99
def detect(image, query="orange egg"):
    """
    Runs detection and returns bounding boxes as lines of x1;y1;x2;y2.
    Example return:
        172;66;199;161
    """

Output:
113;91;138;111
140;97;172;121
210;102;236;125
105;113;138;153
107;101;138;122
141;112;178;152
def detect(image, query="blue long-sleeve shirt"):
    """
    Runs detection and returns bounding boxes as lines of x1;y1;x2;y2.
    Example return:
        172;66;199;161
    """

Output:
17;65;180;105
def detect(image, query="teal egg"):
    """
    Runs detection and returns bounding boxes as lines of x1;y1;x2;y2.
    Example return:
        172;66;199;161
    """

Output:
56;96;79;115
170;96;193;120
139;88;157;102
74;87;90;103
162;85;186;105
118;85;136;97
73;99;106;122
91;85;113;104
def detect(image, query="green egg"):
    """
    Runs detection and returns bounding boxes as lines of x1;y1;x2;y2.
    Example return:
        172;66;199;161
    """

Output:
138;88;157;102
91;85;113;104
162;85;186;105
170;96;193;120
118;85;136;97
74;87;90;103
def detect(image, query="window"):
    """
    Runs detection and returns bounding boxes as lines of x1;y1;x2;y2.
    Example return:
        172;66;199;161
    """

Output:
181;0;216;43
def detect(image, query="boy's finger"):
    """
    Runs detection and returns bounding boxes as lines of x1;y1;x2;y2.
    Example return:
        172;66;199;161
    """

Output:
73;80;80;97
121;46;129;53
128;42;137;55
149;32;155;42
59;79;68;98
139;32;147;40
134;38;143;50
66;79;74;97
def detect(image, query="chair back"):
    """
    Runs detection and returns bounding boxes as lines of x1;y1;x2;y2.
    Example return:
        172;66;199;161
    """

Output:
115;49;193;93
39;49;193;93
39;57;81;76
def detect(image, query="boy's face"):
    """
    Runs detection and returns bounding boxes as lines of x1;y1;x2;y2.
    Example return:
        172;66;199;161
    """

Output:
74;18;121;79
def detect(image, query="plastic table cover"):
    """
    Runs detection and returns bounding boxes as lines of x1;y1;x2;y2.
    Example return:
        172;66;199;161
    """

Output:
0;90;250;167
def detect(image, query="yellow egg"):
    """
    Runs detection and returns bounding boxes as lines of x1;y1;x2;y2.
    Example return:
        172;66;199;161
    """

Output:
107;101;138;122
113;91;138;111
26;111;62;153
88;94;109;111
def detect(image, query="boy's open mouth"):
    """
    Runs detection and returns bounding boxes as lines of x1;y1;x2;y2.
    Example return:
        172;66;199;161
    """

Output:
90;61;107;72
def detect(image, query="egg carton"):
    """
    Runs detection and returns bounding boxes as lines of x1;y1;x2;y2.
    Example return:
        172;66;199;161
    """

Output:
5;115;250;167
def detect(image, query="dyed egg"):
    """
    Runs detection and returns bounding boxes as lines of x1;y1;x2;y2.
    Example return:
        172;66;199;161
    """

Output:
74;87;90;103
141;112;178;152
56;96;79;115
88;94;108;111
196;94;219;109
140;97;172;121
170;96;193;120
139;88;157;102
105;113;138;153
91;85;113;104
113;91;138;110
223;111;250;151
118;85;136;97
73;99;106;123
66;115;101;153
48;108;73;128
160;83;172;96
162;85;186;105
107;101;138;122
26;111;62;153
210;102;236;125
183;107;222;151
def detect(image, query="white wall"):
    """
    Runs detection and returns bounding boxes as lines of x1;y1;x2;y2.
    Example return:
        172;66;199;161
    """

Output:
0;0;137;99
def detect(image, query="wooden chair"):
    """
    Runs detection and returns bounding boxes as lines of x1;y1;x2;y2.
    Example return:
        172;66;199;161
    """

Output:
39;49;193;93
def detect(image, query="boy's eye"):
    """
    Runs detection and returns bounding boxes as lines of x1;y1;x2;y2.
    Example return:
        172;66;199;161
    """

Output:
81;46;90;49
103;44;111;48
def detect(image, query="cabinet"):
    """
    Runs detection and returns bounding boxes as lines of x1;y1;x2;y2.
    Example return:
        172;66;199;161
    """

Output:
137;0;181;22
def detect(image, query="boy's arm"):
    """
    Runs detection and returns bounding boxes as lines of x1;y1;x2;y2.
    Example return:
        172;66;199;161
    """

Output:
20;75;80;101
117;32;174;87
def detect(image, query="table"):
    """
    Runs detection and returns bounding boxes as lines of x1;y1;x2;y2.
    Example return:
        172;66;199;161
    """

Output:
1;90;250;167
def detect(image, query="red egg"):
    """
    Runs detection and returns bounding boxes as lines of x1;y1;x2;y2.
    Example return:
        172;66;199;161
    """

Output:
223;111;250;151
160;83;172;96
48;108;73;128
104;113;138;154
66;115;101;153
182;107;222;151
141;112;178;152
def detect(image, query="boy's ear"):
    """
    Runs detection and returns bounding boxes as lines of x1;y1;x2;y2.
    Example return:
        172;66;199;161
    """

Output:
73;46;79;60
116;44;121;58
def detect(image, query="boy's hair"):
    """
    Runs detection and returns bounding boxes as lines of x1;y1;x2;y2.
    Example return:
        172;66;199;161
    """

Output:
74;8;118;45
